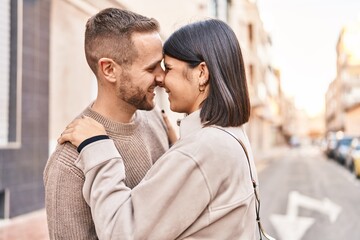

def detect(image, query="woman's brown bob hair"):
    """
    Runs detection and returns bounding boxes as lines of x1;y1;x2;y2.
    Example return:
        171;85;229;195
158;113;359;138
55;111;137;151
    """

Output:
163;19;251;127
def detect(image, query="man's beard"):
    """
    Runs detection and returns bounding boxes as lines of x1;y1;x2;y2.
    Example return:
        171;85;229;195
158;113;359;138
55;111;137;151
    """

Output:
117;73;154;111
126;88;154;110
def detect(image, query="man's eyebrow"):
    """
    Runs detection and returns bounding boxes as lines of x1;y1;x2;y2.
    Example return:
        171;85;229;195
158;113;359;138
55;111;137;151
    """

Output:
145;59;162;69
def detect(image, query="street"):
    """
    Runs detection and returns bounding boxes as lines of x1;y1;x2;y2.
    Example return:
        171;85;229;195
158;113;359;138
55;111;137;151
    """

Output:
259;145;360;240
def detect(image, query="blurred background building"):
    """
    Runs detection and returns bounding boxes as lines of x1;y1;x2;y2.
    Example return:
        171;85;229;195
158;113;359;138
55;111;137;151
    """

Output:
1;0;301;220
325;18;360;136
0;0;50;219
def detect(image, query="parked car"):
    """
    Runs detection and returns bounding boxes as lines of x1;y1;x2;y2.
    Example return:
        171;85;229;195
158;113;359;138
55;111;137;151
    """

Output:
334;136;353;165
325;131;341;159
354;154;360;179
326;138;338;159
345;137;360;178
289;136;301;148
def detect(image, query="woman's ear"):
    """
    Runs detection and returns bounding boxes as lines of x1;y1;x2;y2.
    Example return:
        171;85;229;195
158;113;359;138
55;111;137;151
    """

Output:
198;62;209;86
98;58;119;83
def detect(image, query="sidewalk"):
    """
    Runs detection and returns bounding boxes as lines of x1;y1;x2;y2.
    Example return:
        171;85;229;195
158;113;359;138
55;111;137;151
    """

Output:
254;145;289;172
0;209;49;240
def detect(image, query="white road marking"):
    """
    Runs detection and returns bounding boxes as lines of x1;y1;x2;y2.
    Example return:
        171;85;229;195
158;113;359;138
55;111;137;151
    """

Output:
270;191;342;240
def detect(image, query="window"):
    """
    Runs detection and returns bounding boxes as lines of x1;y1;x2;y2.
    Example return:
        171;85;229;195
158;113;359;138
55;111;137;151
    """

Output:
0;0;22;148
0;189;9;219
209;0;219;18
209;0;229;21
249;64;254;84
248;23;254;45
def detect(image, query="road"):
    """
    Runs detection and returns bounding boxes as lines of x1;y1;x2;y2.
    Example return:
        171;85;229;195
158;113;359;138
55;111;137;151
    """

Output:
258;145;360;240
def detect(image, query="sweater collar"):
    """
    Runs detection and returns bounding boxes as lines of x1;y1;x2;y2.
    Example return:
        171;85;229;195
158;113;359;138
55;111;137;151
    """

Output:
83;104;141;136
179;110;204;139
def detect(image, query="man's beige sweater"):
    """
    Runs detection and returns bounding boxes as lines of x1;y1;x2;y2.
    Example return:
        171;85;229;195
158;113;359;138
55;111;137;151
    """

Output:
43;105;169;240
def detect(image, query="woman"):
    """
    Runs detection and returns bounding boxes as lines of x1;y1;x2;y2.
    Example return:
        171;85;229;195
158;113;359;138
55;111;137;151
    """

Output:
60;19;265;240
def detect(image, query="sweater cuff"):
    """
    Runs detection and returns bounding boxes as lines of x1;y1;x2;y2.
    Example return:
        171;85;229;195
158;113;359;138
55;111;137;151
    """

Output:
77;135;110;153
75;139;121;173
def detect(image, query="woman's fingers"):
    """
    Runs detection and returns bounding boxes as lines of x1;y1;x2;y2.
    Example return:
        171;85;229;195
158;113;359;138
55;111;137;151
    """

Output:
161;109;178;145
58;117;107;147
58;131;73;145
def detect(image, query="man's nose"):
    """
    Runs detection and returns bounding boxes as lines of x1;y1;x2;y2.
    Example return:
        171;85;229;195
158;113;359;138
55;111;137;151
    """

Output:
155;68;165;87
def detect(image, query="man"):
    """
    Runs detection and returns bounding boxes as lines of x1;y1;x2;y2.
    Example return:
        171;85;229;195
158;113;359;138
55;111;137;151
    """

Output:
44;8;170;239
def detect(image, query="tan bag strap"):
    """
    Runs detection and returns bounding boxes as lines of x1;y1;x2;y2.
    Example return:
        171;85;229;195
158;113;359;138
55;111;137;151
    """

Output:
210;126;276;240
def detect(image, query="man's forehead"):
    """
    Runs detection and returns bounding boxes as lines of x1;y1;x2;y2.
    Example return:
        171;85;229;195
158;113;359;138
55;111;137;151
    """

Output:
132;35;163;65
131;31;162;46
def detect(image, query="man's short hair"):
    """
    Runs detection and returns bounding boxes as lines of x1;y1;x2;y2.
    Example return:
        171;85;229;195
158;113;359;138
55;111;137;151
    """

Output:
85;8;160;75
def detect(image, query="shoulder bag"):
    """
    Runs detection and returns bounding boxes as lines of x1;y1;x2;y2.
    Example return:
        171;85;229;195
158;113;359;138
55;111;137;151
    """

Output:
211;126;276;240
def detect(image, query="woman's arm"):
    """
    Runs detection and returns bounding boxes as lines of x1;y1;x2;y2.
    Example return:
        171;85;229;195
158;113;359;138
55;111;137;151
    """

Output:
76;140;210;239
58;117;210;240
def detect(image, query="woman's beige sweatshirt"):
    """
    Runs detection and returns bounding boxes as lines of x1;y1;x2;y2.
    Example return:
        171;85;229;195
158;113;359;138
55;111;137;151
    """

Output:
75;110;258;240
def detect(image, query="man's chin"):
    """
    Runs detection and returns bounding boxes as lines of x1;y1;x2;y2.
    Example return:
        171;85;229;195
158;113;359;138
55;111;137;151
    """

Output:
137;101;155;111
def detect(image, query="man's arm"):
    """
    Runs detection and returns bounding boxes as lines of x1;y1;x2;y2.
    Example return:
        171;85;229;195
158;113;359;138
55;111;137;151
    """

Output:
44;145;98;240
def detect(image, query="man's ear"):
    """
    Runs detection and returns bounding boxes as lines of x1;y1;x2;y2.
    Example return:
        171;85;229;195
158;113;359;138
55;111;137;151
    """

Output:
198;62;209;86
98;58;119;83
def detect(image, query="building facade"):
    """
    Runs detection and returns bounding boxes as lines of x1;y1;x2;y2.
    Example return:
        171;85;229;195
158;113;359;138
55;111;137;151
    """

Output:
0;0;50;218
326;19;360;135
230;0;284;151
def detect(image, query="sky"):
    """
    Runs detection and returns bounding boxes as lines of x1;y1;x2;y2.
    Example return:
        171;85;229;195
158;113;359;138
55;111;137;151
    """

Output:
256;0;360;117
